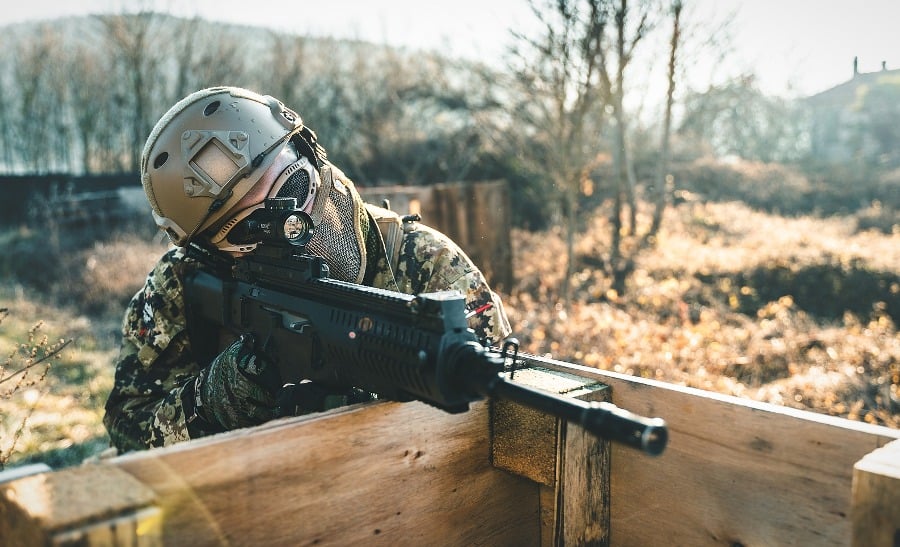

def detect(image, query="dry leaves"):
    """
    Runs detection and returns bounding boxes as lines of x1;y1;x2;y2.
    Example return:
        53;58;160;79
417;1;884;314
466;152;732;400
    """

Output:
502;201;899;428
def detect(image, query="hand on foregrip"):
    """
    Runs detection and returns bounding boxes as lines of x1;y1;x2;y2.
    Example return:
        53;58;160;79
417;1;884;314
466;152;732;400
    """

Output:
197;334;278;430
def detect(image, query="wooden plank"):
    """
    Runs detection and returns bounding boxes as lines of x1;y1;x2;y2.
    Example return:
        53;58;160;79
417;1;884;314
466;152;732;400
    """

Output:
0;465;159;546
108;399;541;546
557;418;611;546
464;181;513;291
491;367;611;546
529;355;900;547
51;507;162;547
852;439;900;547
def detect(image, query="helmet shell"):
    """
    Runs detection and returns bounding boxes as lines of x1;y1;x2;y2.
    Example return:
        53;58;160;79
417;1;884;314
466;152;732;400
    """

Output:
141;86;303;245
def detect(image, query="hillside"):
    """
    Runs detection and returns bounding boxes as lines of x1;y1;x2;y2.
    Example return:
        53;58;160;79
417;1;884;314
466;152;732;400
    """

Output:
0;198;897;469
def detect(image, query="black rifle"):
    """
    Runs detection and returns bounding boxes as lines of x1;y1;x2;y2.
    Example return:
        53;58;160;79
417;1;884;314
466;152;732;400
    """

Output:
183;203;667;455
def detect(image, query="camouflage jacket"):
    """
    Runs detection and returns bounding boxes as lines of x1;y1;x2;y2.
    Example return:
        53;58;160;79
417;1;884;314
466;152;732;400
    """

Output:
103;206;511;452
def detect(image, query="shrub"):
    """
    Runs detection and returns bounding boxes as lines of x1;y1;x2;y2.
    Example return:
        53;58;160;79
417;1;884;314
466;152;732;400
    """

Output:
0;308;71;468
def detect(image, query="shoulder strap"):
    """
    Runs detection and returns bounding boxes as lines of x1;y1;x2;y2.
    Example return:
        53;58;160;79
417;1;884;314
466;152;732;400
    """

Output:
365;203;404;272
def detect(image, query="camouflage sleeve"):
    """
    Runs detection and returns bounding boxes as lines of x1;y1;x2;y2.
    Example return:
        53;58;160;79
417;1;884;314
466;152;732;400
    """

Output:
103;248;220;452
394;225;512;345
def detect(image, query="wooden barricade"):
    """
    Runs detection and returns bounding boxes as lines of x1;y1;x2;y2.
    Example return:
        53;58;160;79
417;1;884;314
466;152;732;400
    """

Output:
360;181;513;291
1;359;899;546
851;438;900;547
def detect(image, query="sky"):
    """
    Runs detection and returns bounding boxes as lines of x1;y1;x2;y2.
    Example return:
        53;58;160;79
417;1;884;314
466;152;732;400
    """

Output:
3;0;900;98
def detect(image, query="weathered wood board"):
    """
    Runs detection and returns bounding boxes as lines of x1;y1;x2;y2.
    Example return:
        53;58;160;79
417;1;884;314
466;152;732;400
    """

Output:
2;357;898;547
852;438;900;547
0;465;160;546
532;356;900;547
108;399;541;546
491;366;613;546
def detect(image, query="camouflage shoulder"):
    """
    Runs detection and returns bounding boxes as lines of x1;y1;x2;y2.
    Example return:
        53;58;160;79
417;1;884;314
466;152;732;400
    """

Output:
395;224;512;343
121;247;194;367
394;224;476;294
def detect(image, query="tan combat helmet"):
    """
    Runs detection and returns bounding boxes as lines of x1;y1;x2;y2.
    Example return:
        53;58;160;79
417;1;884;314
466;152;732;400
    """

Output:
141;86;305;247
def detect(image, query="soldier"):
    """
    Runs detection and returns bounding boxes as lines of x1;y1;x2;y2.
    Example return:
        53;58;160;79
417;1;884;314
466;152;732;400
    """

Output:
103;87;511;452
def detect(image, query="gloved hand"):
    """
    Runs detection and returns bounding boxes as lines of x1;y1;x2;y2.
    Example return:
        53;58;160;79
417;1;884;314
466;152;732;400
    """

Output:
194;334;280;430
275;381;375;417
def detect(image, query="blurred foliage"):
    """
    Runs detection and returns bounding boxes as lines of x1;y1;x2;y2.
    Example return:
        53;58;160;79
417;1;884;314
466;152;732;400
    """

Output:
679;75;809;163
1;13;898;236
0;211;168;468
725;258;899;324
670;156;900;226
0;193;897;470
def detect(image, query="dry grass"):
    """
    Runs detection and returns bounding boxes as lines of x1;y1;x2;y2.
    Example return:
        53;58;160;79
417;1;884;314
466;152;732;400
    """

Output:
0;234;170;467
505;200;899;428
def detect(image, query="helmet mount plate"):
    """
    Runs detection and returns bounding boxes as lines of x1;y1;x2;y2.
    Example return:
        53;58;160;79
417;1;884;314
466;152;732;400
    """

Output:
182;130;252;198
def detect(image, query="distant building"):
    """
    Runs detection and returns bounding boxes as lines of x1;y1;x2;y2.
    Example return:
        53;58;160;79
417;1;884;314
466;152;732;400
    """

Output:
805;57;900;165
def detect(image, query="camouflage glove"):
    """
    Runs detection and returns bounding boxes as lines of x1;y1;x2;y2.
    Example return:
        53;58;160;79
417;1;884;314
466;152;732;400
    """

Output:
194;334;280;431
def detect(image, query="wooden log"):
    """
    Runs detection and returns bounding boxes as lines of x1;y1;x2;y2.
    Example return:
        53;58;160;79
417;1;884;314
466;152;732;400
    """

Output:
531;355;900;547
852;438;900;547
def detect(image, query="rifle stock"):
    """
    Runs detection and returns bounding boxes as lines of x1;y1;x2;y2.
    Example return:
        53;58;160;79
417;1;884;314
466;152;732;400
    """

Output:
184;244;668;456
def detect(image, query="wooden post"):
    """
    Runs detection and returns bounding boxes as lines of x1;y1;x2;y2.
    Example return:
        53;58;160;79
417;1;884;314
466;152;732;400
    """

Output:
0;465;160;546
429;180;513;291
492;366;611;546
852;438;900;547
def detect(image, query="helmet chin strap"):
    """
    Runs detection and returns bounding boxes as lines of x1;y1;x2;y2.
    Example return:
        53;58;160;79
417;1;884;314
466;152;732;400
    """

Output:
182;188;234;247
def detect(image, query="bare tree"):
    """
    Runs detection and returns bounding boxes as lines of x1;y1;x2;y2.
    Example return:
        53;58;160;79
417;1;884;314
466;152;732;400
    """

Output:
96;12;166;172
507;0;612;304
679;75;806;163
595;0;659;293
0;44;12;171
172;18;252;100
320;44;436;185
9;25;66;173
645;0;682;242
65;40;119;174
263;31;309;109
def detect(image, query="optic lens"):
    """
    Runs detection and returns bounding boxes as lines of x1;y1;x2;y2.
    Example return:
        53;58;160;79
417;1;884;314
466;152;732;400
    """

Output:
281;212;313;246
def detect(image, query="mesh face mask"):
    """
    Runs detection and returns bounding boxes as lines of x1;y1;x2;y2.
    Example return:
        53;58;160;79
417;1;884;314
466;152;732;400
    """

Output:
299;175;366;284
212;139;368;283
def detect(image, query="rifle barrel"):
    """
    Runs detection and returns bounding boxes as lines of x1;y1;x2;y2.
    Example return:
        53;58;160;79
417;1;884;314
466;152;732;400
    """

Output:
490;377;668;456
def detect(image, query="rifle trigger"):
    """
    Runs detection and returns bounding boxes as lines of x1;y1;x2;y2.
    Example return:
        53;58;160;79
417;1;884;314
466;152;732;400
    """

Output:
284;314;312;333
263;306;311;334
